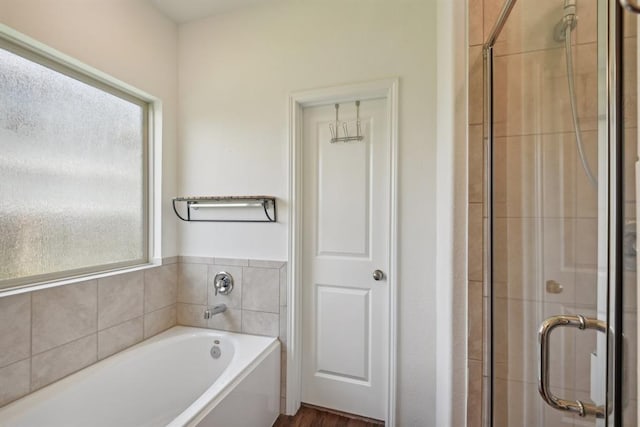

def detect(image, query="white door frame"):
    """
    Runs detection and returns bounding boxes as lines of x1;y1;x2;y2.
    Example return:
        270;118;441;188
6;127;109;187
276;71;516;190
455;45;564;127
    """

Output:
286;78;399;425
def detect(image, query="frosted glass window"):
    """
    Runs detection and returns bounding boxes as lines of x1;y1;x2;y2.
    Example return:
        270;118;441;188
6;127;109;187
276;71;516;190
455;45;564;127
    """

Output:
0;43;148;289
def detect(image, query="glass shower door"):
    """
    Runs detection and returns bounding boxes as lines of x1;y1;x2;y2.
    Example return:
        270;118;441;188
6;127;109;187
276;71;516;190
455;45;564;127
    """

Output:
487;0;637;425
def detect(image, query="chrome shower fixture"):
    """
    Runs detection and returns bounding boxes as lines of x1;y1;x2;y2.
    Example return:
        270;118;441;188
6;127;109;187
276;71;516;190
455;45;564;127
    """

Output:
554;0;577;42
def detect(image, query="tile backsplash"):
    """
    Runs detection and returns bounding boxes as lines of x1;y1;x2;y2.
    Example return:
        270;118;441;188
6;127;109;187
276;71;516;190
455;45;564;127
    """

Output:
175;256;288;412
0;256;288;411
0;261;178;407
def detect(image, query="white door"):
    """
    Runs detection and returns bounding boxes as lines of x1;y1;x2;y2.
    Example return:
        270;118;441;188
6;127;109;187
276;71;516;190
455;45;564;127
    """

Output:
301;98;390;420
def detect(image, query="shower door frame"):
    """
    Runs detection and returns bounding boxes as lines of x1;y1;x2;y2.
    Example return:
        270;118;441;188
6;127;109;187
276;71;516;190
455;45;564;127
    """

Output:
483;0;624;425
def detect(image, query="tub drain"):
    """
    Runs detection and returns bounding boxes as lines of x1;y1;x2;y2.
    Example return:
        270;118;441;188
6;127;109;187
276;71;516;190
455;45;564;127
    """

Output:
210;345;221;359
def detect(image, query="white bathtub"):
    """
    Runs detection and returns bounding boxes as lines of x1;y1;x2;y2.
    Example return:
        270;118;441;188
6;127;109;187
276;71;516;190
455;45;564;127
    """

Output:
0;326;281;427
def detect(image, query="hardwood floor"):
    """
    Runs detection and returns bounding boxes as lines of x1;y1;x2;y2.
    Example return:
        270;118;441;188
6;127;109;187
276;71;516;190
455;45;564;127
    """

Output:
273;404;384;427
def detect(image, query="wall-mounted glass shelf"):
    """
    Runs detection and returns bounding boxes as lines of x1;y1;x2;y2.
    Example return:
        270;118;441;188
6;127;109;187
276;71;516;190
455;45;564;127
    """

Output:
172;196;277;223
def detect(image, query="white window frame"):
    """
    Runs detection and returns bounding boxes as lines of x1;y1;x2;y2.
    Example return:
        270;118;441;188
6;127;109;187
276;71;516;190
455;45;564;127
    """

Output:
0;24;162;294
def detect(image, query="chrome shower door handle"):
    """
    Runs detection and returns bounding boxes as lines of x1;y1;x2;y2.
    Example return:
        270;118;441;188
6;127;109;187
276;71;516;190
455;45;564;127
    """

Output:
538;314;607;418
620;0;640;14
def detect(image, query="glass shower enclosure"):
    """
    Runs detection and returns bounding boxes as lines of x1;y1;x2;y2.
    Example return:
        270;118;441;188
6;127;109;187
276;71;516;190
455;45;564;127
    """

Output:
485;0;638;426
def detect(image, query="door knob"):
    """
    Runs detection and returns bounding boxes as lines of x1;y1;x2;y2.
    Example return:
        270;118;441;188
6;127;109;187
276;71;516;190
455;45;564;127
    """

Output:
372;270;385;281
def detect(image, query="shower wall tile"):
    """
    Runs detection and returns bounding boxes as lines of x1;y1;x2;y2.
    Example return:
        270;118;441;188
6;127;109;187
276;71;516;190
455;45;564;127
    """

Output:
469;45;484;125
467;360;483;427
207;264;243;309
493;44;598;138
98;316;143;360
98;271;144;330
144;304;177;339
490;0;567;57
31;334;97;391
0;293;31;368
625;128;637;203
541;132;577;219
468;281;484;361
469;0;484;46
32;280;97;355
624;37;638;128
576;0;597;45
178;262;208;305
243;267;279;314
483;0;502;45
0;359;30;407
469;125;484;204
468;203;484;282
144;264;178;312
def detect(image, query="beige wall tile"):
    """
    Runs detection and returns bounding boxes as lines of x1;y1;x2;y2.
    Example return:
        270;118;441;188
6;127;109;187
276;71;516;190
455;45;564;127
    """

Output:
494;298;575;389
490;0;568;56
248;260;285;269
483;0;503;44
242;310;279;337
178;263;208;305
625;128;637;204
143;305;176;339
214;257;249;267
31;334;97;391
468;203;484;282
32;280;97;355
208;265;243;309
97;317;143;360
242;267;280;314
494;379;572;426
624;37;638;129
177;303;207;327
207;307;242;333
542;132;577;219
469;124;484;204
469;45;484;125
469;0;484;46
0;294;31;368
279;266;287;307
467;360;482;427
98;271;144;330
576;0;597;44
279;305;288;347
468;281;483;361
493;44;598;138
177;256;214;264
0;359;30;407
144;264;178;312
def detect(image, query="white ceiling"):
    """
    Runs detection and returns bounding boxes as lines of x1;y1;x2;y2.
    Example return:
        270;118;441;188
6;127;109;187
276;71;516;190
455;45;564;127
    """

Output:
150;0;273;24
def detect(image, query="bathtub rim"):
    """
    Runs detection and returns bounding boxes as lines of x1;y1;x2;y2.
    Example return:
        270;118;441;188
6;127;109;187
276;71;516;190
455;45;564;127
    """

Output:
0;325;280;427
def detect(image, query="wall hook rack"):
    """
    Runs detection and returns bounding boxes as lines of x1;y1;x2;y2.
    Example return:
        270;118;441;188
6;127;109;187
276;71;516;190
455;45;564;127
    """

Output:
172;196;276;222
329;100;364;143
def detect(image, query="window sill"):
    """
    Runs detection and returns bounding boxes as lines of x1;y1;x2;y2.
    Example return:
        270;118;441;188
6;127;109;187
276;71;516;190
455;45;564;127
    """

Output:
0;257;176;298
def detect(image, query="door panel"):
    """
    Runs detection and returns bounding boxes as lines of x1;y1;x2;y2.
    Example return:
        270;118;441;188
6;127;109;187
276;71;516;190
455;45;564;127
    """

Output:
301;98;388;420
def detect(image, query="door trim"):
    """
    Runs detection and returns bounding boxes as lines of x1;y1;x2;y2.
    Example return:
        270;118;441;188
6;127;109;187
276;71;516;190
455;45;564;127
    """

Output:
287;78;399;425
